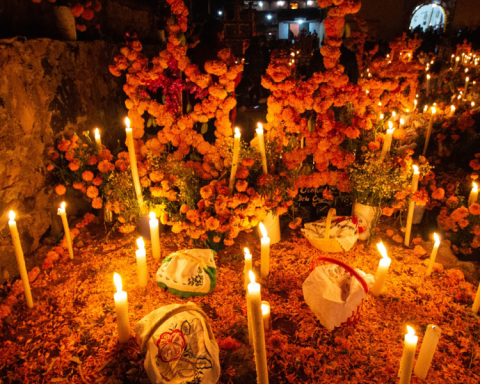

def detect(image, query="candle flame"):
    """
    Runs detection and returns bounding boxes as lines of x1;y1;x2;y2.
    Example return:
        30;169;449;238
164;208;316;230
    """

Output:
244;247;251;257
259;222;268;238
378;102;382;106
431;107;436;114
387;121;394;132
234;127;240;137
113;273;122;292
414;99;417;105
424;105;428;112
94;128;100;138
392;111;396;118
472;102;476;108
256;122;263;134
400;118;405;125
466;76;469;82
261;302;270;315
407;325;415;336
379;113;384;120
376;242;389;260
125;117;131;128
149;211;156;220
473;182;478;192
433;232;440;245
136;237;145;249
249;270;256;284
426;74;430;79
451;105;455;112
61;202;66;210
412;165;419;174
9;210;15;221
456;57;460;61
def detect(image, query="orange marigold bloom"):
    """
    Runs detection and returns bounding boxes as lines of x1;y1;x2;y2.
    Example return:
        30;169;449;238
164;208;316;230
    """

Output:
451;206;469;222
55;185;66;195
82;171;94;182
92;197;103;209
98;160;115;173
242;158;255;167
71;4;84;17
68;161;80;171
73;182;84;190
431;188;445;200
368;141;380;151
86;186;99;198
236;166;249;179
200;185;214;199
81;8;94;20
180;204;190;214
47;164;54;171
206;217;220;231
92;177;102;186
469;203;480;215
236;180;248;192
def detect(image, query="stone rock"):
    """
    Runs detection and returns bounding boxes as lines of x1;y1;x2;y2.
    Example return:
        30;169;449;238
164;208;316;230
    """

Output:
0;38;126;283
421;240;480;284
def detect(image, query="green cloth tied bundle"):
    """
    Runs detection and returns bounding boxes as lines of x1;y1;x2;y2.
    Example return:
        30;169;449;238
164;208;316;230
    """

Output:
156;249;217;298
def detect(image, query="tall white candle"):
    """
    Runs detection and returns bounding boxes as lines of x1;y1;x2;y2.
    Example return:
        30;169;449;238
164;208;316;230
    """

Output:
449;105;455;117
413;99;417;111
125;117;143;206
370;242;392;296
454;56;460;71
256;123;268;174
57;202;74;260
399;118;405;131
113;273;130;343
261;301;271;331
247;271;269;384
472;281;480;313
468;182;478;207
245;248;254;345
380;121;395;161
423;107;436;156
404;165;420;246
465;76;470;97
94;128;102;150
426;74;430;97
136;237;148;288
8;211;34;308
414;324;441;380
229;127;242;194
399;326;418;384
259;222;270;278
149;212;161;260
426;233;440;276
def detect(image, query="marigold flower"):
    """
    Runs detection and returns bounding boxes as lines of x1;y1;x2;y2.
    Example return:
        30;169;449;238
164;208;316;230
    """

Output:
431;188;445;200
92;177;102;186
73;182;84;190
92;197;103;209
55;185;66;195
206;217;220;231
469;203;480;215
236;180;248;192
82;171;94;182
71;4;84;17
86;186;99;198
242;158;255;167
200;185;214;199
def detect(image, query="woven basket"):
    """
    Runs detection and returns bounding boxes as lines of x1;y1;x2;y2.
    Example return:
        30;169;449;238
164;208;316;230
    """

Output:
307;208;344;253
310;257;369;325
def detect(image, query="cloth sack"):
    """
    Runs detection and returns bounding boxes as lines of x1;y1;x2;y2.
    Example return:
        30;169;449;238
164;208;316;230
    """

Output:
302;216;360;251
157;249;217;298
134;302;221;384
303;261;374;330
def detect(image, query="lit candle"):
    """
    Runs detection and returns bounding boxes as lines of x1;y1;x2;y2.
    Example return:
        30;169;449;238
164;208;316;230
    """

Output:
57;202;74;260
94;128;102;150
135;237;148;288
468;182;479;207
399;118;405;130
370;242;392;296
113;273;130;343
380;121;395;161
449;105;455;117
422;107;436;156
125;117;143;206
454;56;460;71
247;271;269;384
399;326;418;384
261;301;271;331
404;165;420;246
473;282;480;313
8;211;34;308
256;123;268;174
259;222;270;278
414;324;441;380
228;127;242;194
413;99;417;111
149;212;161;260
426;233;441;276
465;76;470;97
426;74;430;97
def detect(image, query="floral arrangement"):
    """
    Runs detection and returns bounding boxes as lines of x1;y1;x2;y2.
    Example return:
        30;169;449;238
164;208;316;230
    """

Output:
31;0;101;31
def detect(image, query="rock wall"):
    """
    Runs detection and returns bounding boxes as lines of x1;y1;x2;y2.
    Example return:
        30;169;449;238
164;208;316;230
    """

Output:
0;38;125;283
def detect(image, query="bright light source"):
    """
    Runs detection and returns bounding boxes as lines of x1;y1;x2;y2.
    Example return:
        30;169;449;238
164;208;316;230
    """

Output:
258;1;263;7
298;19;304;24
266;14;272;20
218;10;223;16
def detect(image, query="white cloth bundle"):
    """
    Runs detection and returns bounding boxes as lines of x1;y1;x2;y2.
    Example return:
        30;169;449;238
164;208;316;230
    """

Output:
134;302;221;384
302;216;359;251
